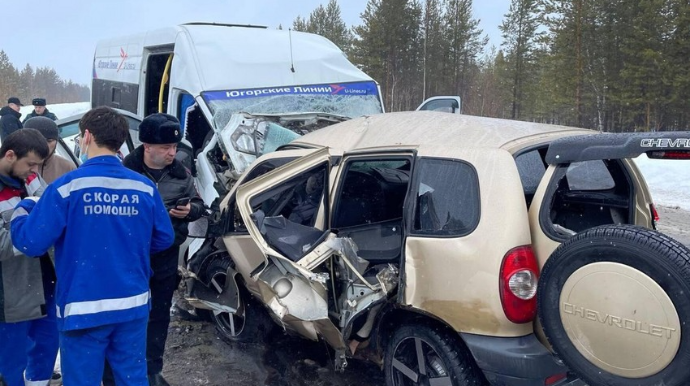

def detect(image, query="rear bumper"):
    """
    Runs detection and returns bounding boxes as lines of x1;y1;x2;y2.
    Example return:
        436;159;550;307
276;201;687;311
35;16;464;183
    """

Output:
461;333;585;386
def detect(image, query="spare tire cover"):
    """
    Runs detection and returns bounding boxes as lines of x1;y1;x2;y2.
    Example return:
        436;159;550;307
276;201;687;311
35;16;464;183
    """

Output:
538;225;690;386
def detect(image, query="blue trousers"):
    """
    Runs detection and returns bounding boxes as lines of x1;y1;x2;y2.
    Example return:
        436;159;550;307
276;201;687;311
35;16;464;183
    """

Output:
0;280;59;386
59;316;148;386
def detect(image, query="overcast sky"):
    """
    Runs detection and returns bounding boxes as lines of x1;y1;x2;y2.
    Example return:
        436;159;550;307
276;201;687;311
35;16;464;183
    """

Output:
1;0;509;86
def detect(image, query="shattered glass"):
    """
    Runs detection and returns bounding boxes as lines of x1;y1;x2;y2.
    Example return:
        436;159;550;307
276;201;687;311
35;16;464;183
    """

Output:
207;94;383;131
258;122;301;155
376;264;399;294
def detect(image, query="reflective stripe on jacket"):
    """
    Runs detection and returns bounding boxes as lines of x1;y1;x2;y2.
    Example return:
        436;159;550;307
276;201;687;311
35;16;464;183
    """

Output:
0;174;48;322
11;156;175;331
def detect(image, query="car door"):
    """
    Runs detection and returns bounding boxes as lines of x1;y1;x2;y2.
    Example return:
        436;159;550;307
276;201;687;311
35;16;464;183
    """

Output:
235;147;347;351
529;131;690;267
527;131;690;386
220;151;309;295
53;137;80;168
326;150;415;336
57;108;141;163
416;96;462;113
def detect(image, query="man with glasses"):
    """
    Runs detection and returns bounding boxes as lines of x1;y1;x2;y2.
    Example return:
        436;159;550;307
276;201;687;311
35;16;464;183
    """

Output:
24;117;75;184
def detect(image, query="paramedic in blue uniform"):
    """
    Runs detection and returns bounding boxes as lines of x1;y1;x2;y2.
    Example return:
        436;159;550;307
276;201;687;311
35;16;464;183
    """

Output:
10;106;175;386
104;113;204;386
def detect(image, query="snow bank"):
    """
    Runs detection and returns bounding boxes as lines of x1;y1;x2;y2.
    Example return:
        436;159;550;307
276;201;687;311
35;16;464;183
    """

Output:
634;154;690;211
20;102;90;120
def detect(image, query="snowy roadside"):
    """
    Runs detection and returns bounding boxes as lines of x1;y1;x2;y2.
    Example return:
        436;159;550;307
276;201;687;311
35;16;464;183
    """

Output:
19;102;90;121
656;205;690;247
633;154;690;211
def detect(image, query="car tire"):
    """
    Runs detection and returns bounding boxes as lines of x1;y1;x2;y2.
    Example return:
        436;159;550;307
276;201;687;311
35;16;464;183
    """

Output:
538;225;690;386
384;324;487;386
203;257;274;344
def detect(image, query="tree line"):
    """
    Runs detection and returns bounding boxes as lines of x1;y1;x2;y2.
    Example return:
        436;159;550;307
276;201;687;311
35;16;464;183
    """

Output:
294;0;690;132
0;50;90;106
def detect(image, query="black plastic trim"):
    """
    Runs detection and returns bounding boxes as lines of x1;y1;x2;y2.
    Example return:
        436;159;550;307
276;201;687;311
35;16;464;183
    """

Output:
545;132;690;164
461;333;573;383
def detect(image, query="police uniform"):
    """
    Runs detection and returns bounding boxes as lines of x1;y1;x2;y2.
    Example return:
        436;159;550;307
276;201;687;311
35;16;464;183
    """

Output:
108;113;204;386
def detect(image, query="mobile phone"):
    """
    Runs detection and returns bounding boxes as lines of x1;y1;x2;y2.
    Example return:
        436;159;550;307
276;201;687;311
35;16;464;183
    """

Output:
175;197;191;207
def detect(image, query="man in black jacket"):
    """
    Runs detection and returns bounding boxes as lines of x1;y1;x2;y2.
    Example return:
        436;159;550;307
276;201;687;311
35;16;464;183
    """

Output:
103;113;204;386
0;97;24;141
22;98;58;123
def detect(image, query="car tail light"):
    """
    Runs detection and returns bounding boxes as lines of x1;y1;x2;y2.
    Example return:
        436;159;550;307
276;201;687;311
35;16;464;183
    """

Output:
544;373;567;385
500;245;539;323
650;203;660;229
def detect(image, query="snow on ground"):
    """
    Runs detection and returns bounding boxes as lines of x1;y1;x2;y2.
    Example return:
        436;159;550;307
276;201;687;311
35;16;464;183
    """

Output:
634;154;690;211
16;102;690;210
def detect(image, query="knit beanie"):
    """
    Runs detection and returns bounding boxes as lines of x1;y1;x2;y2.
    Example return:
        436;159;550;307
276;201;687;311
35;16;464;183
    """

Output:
24;116;59;140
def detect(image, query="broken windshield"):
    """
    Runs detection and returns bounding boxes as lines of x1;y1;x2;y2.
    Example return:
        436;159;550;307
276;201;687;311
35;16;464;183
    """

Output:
202;81;383;130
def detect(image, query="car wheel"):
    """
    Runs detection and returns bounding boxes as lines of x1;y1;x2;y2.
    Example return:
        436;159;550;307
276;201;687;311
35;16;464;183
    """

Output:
384;324;487;386
204;258;273;343
538;225;690;386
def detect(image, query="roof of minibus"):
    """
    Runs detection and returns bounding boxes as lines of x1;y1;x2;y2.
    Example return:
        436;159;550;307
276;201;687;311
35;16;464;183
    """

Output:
94;23;376;95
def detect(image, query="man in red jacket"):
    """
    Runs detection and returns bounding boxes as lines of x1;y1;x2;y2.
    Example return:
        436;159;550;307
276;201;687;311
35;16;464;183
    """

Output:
0;129;53;386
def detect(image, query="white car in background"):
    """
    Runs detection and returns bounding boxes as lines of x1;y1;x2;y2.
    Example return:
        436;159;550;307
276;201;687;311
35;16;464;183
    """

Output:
415;96;461;113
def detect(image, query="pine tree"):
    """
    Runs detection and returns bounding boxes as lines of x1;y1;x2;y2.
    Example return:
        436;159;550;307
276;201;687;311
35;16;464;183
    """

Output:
0;51;89;104
292;0;353;52
0;51;18;99
421;0;445;100
500;0;541;120
353;0;423;111
619;0;674;131
443;0;487;106
18;64;34;101
292;16;308;32
668;0;690;129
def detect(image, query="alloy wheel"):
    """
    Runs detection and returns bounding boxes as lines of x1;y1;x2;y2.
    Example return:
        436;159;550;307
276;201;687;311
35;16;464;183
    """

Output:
390;336;452;386
209;270;246;339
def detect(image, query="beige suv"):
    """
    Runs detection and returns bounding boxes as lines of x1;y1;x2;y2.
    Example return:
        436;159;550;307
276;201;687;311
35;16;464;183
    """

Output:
182;111;690;386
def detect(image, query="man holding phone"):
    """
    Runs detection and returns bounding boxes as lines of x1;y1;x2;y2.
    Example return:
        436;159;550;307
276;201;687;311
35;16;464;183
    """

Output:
104;113;204;386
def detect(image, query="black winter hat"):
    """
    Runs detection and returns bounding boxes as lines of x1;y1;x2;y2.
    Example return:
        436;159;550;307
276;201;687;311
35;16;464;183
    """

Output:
139;113;183;144
24;116;59;140
7;97;22;106
32;98;47;106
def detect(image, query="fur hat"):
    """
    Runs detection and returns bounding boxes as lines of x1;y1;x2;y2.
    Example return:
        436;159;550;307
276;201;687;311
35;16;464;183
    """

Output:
32;98;47;106
24;116;59;140
139;113;183;144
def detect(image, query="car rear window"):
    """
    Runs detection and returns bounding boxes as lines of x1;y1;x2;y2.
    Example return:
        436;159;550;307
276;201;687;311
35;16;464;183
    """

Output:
412;158;480;236
515;149;546;195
